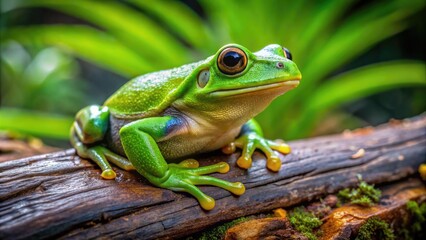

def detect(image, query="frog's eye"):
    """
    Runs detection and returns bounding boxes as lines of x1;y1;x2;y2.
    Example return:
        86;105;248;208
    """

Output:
197;69;210;88
217;47;247;75
282;47;292;60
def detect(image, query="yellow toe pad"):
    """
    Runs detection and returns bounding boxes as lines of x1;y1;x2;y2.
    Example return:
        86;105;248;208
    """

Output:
200;196;215;210
217;162;230;173
101;169;117;179
231;182;246;195
180;159;199;168
267;157;282;172
237;156;252;169
275;144;291;154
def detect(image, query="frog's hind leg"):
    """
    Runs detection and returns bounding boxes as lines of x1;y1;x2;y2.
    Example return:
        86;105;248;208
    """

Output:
71;125;117;179
71;105;134;179
103;148;135;171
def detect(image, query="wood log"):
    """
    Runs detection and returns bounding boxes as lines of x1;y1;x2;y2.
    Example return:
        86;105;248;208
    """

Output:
0;115;425;239
0;136;58;163
224;178;426;240
224;216;307;240
319;178;426;239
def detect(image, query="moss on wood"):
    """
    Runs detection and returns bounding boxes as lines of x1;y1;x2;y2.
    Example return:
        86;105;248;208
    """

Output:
338;175;381;207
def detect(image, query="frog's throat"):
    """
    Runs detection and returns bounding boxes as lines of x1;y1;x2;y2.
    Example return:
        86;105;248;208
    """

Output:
209;80;300;97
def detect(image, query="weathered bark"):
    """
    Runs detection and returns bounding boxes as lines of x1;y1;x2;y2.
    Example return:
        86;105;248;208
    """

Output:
0;115;425;239
224;178;426;240
319;178;426;239
225;217;307;240
0;137;58;162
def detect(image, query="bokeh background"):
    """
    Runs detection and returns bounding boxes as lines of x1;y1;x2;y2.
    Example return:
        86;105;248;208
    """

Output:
1;0;425;147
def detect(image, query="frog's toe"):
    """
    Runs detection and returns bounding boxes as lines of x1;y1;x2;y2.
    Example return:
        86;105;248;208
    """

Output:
189;162;230;174
266;155;282;172
237;155;252;169
230;182;245;195
101;169;117;179
189;175;245;196
222;142;236;154
217;162;230;173
178;159;199;168
200;196;215;210
176;180;216;210
256;141;283;171
269;140;291;154
236;141;256;169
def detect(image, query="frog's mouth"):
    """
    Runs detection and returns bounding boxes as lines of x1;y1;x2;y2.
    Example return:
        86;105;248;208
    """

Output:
210;79;300;97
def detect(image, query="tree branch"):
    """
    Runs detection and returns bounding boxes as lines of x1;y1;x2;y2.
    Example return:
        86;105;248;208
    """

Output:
1;115;425;239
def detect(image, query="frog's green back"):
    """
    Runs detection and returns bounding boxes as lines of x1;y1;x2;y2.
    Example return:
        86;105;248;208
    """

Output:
105;61;202;119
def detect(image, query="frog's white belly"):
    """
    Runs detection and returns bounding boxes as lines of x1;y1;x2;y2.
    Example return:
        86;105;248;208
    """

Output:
107;114;241;161
158;124;241;160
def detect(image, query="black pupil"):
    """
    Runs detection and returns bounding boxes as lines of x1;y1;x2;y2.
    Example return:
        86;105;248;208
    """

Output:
223;51;241;67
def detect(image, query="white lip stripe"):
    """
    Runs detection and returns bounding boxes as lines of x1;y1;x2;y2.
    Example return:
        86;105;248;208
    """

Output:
210;80;300;97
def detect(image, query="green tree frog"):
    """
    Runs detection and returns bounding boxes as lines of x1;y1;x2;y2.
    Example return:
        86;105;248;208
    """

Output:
71;44;301;210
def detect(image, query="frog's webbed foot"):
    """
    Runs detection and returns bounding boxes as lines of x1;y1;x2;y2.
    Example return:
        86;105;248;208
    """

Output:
222;133;291;172
160;160;245;210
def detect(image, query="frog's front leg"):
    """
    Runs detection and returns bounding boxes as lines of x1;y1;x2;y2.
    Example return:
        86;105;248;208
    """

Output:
119;116;245;210
222;119;291;172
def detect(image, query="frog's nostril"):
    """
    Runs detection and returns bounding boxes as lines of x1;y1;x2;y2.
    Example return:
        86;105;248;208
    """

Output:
276;62;284;69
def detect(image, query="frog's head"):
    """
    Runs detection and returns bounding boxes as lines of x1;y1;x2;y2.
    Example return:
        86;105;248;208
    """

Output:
178;44;302;123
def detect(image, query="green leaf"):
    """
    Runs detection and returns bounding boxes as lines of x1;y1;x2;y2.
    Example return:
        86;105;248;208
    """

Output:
199;0;245;46
294;0;356;59
308;61;426;111
6;0;190;66
287;61;426;137
279;0;326;51
1;25;155;77
302;0;425;82
267;0;425;132
200;0;304;47
129;0;214;53
0;108;73;139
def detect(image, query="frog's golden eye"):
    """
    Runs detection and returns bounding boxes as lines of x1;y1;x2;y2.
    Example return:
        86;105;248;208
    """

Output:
282;47;292;60
217;47;247;75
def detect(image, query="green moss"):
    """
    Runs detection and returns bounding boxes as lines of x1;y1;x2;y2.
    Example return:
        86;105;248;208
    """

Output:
406;200;426;233
289;207;322;240
393;201;426;240
187;216;249;240
396;228;413;240
355;217;395;240
338;175;381;207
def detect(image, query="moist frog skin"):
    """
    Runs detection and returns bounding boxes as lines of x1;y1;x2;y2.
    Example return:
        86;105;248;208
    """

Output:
71;44;302;210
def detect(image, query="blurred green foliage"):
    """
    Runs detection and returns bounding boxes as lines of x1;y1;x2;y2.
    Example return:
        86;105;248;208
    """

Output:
0;0;425;141
1;42;85;113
